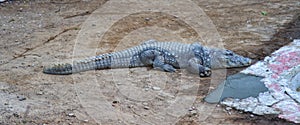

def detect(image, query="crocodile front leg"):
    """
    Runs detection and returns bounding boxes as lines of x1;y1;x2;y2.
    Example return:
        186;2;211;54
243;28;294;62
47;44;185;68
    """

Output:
187;58;211;77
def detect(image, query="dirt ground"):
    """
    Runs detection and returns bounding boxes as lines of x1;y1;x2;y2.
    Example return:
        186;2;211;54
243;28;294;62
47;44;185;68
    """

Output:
0;0;300;124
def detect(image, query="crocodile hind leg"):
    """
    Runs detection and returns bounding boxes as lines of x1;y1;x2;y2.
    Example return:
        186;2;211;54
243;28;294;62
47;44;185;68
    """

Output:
187;58;211;77
152;56;176;72
139;49;176;72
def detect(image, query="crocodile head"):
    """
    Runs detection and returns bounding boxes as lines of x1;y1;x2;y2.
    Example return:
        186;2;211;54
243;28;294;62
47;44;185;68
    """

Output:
210;49;252;69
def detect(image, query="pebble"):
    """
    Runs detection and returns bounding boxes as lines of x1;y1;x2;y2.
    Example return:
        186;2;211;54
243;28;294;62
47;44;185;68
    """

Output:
13;113;20;117
18;8;23;12
188;106;196;111
112;100;119;104
152;86;161;91
297;87;300;92
143;106;150;110
225;107;232;111
36;91;44;95
190;110;197;115
18;97;26;101
67;113;76;117
145;17;151;21
142;102;148;106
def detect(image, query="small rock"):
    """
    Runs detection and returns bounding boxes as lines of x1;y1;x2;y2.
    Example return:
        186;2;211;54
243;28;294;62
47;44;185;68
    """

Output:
83;119;88;123
144;106;150;110
297;87;300;92
145;17;151;21
250;114;254;117
18;8;23;12
225;107;232;111
13;113;20;117
67;113;76;117
112;100;119;104
190;110;197;115
112;100;119;107
191;106;196;110
36;91;44;95
152;86;161;91
18;97;26;101
142;102;148;106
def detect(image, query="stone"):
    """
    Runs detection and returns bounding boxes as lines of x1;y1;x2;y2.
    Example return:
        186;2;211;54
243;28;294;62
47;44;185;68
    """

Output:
152;86;161;91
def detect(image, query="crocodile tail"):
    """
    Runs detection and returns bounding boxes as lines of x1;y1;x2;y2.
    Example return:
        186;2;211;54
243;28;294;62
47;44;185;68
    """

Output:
43;63;74;75
43;54;113;75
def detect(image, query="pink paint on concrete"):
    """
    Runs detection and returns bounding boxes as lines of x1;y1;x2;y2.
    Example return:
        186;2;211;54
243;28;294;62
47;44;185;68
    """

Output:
268;51;300;75
267;83;281;91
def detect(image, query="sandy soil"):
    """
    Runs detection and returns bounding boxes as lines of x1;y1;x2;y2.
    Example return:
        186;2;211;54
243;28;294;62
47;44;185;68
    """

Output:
0;0;300;124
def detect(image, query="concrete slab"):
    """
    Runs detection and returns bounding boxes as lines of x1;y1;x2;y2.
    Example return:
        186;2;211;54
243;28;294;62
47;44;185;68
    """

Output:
206;39;300;123
205;73;267;103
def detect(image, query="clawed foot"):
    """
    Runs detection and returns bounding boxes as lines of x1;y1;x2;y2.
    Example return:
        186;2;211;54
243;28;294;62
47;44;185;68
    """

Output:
199;67;211;77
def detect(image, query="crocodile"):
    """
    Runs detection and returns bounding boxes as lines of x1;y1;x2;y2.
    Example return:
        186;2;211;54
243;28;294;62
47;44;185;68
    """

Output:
43;40;252;77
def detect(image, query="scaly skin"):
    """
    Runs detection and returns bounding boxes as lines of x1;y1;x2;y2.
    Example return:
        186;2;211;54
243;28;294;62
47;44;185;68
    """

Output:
43;40;252;77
